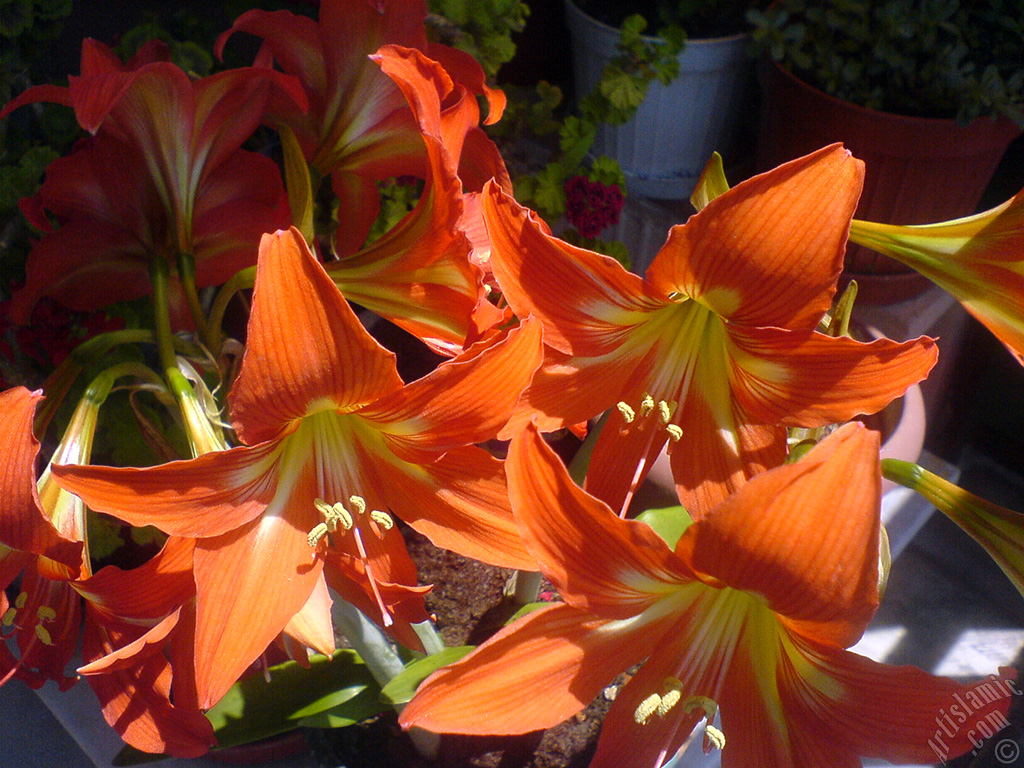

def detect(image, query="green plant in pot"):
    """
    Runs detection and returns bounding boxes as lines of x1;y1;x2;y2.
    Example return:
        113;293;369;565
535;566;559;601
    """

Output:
749;0;1024;300
562;0;766;200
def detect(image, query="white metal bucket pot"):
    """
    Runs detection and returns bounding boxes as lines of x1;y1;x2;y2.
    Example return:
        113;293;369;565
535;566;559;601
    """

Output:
564;0;754;200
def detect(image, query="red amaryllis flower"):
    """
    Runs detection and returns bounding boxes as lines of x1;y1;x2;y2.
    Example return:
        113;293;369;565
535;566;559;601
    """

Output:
1;39;306;323
215;0;506;256
323;45;505;355
55;227;542;708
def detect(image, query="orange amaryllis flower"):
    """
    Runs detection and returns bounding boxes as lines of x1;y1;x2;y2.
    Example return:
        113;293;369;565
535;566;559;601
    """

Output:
1;39;305;323
323;45;504;355
486;145;939;515
215;0;505;256
0;387;211;757
401;422;1015;768
849;188;1024;364
55;226;542;708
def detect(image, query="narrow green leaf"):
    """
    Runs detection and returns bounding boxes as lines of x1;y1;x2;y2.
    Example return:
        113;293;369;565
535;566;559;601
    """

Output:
379;646;476;706
205;650;381;748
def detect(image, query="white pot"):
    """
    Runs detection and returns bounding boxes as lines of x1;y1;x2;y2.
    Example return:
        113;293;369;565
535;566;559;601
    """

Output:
563;0;754;200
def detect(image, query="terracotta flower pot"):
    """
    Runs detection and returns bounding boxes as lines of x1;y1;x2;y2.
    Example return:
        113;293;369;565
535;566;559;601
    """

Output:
756;59;1022;303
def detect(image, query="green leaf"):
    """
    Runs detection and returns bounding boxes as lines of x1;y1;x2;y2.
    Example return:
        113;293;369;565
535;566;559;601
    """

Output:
379;646;476;706
599;67;646;111
296;686;387;728
206;650;382;747
636;505;693;549
505;601;550;624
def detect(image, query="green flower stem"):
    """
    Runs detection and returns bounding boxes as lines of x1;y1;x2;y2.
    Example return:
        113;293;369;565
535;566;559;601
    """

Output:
205;266;255;355
176;252;209;341
412;620;446;657
331;597;443;757
331;599;407;692
148;257;180;374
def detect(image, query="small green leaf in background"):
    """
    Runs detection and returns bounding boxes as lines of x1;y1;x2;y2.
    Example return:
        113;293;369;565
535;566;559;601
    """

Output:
636;505;693;549
379;646;476;706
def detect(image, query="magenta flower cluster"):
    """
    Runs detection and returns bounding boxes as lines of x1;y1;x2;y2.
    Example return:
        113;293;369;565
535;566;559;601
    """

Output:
564;175;624;238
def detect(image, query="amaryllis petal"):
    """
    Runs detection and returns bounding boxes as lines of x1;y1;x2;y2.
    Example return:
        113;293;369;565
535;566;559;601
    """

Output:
192;505;326;709
727;327;938;426
326;45;500;354
75;537;195;622
53;440;282;539
680;422;882;648
646;145;864;330
230;227;403;444
664;397;785;517
0;387;82;565
484;181;665;356
401;604;658;735
366;318;541;456
780;637;1015;766
81;604;214;758
507;424;694;618
383;445;534;570
282;576;336;659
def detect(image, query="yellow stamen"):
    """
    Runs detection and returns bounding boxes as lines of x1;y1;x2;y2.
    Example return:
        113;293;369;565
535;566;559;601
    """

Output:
657;400;673;425
683;694;718;721
36;606;56;622
616;402;636;424
349;495;366;515
634;693;662;725
704;724;726;752
307;523;330;548
683;695;725;753
15;592;28;610
639;394;655;418
666;424;683;442
35;625;53;646
655;677;684;717
2;608;15;627
370;510;394;531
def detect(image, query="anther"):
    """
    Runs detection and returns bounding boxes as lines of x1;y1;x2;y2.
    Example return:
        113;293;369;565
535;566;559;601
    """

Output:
634;693;662;725
616;402;635;424
370;510;394;531
656;677;684;717
666;424;683;442
35;625;53;646
307;523;330;548
1;608;15;627
657;400;673;425
683;695;725;753
639;394;655;418
704;724;726;752
36;606;56;622
15;592;28;610
349;495;366;515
